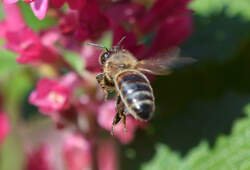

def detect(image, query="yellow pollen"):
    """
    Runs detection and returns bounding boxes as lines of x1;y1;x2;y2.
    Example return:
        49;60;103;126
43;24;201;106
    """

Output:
48;92;65;104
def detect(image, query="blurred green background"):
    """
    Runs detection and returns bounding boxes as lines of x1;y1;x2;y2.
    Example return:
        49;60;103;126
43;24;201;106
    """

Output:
1;0;250;170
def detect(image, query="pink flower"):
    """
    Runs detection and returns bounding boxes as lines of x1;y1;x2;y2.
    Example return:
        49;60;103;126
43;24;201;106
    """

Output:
26;144;53;170
59;12;78;35
81;43;102;73
137;0;192;33
75;0;110;41
1;4;59;64
2;3;25;32
29;78;72;115
2;0;18;4
145;15;193;58
5;27;59;64
3;0;48;20
51;0;86;10
105;2;146;25
30;0;49;20
0;113;10;146
97;139;118;170
97;100;138;144
63;133;92;170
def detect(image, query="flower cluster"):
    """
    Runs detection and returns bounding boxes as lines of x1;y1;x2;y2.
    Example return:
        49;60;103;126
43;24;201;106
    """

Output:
0;0;193;169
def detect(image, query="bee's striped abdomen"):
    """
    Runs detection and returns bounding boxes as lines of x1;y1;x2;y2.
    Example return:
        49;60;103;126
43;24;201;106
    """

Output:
115;70;155;121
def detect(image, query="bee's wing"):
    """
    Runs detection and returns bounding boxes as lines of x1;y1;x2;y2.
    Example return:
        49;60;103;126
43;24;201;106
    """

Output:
136;48;196;75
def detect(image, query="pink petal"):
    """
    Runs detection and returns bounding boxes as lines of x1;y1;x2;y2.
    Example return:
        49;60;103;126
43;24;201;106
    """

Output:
0;21;7;38
81;43;102;73
30;0;48;20
27;144;53;170
105;3;145;24
29;78;72;115
67;0;86;10
137;0;191;33
2;0;19;4
3;3;25;32
146;15;193;57
50;0;66;8
63;134;92;170
75;0;110;41
98;140;118;170
0;113;10;146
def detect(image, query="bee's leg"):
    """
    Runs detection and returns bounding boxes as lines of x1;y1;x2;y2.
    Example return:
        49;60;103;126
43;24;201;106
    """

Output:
120;113;127;133
96;73;115;100
111;112;121;136
111;96;127;135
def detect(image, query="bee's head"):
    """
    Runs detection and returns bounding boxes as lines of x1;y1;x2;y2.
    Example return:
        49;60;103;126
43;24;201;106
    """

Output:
99;50;112;65
88;36;126;65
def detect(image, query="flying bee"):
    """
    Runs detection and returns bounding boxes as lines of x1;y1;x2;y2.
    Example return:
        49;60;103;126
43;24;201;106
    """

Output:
88;37;196;135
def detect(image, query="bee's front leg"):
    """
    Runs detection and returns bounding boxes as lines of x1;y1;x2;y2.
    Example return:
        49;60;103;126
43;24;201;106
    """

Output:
96;73;115;100
111;96;127;135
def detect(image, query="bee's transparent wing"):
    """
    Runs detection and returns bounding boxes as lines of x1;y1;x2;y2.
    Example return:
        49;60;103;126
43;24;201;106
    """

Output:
136;48;196;75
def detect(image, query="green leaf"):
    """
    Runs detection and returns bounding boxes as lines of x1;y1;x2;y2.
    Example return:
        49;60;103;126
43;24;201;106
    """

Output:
190;0;250;20
63;50;85;75
0;48;20;79
142;105;250;170
0;134;24;170
142;144;182;170
1;70;33;124
189;0;227;16
0;2;4;20
18;1;57;31
98;31;113;48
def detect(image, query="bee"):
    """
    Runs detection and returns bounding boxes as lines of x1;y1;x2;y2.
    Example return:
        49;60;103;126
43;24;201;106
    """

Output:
88;37;196;135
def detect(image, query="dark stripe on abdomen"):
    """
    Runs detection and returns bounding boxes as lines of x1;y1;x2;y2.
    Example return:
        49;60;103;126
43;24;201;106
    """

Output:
117;71;154;120
121;82;151;96
126;91;153;105
117;71;147;89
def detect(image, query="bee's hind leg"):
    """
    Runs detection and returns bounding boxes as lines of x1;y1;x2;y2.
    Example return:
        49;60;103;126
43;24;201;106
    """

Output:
111;96;127;135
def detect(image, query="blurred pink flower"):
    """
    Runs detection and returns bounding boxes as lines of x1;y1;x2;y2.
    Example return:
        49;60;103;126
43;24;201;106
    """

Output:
30;0;49;20
51;0;86;10
137;0;192;33
2;3;25;32
81;43;102;73
60;72;79;88
29;78;72;114
0;113;10;146
2;0;48;20
105;2;145;25
63;133;92;170
0;4;23;39
59;12;78;35
75;0;110;41
145;15;193;57
5;27;59;64
98;100;138;144
2;0;18;3
97;139;118;170
1;4;59;64
27;144;53;170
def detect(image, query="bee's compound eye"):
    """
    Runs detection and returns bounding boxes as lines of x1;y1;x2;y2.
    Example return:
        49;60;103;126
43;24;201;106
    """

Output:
100;52;110;65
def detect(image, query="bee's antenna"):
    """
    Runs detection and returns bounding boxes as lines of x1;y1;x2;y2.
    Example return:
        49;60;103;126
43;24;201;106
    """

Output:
114;36;126;50
87;42;109;51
